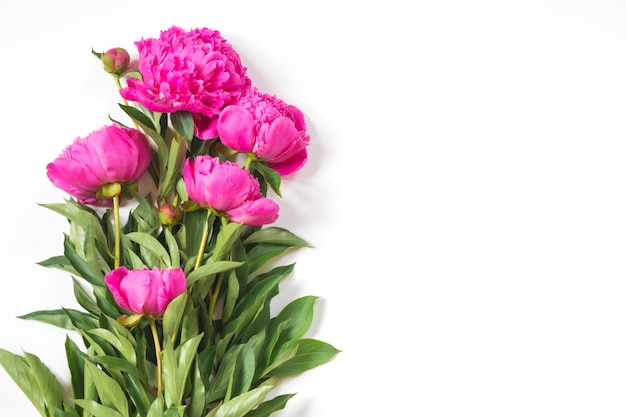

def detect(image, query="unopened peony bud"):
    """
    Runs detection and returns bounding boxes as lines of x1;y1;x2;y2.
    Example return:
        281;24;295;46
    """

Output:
159;203;181;226
101;47;130;75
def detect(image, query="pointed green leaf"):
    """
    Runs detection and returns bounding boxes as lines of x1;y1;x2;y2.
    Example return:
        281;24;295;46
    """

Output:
243;244;291;276
73;400;125;417
73;278;101;315
84;361;129;417
0;348;62;417
214;384;275;417
272;296;318;351
170;111;194;141
64;236;104;287
267;339;339;377
213;222;246;262
242;227;310;247
124;232;171;268
146;395;165;417
18;309;79;330
186;261;244;285
251;163;281;197
244;393;295;417
65;337;85;407
23;351;64;412
162;292;187;343
123;373;153;417
40;200;107;246
118;104;155;131
163;228;180;268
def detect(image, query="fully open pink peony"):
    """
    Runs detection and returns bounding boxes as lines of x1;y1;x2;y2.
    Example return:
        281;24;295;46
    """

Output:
183;156;279;226
216;88;310;175
46;125;152;206
120;26;251;140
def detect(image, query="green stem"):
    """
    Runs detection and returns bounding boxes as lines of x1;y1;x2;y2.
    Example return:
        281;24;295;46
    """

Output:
149;318;163;395
244;155;253;171
113;194;121;269
193;210;212;271
113;74;141;131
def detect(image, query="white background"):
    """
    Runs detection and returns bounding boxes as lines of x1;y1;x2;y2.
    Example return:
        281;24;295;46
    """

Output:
1;0;626;416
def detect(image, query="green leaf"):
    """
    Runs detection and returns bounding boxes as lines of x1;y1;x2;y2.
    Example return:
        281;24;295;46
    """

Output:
73;400;125;417
243;227;310;247
23;351;64;412
18;309;80;330
272;296;318;352
37;255;79;275
267;339;339;377
187;360;206;417
163;228;180;269
0;348;63;417
146;395;165;417
90;356;143;380
118;104;155;131
244;244;292;276
205;345;241;404
160;342;177;408
124;248;148;269
233;343;255;398
170;111;194;141
213;222;246;262
64;235;104;287
244;393;295;417
222;271;240;322
214;384;275;417
73;278;101;315
65;337;85;408
162;292;187;343
41;200;108;247
123;373;154;417
88;328;136;365
84;361;129;417
159;134;186;199
251;163;281;197
162;334;203;408
186;260;244;285
124;232;172;268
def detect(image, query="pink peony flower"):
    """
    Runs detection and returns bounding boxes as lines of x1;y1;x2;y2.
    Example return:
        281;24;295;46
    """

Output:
120;26;251;140
105;266;186;317
183;156;279;226
46;125;152;206
216;88;310;175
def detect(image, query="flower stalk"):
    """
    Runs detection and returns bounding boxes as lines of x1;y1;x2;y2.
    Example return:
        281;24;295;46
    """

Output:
112;193;121;268
149;318;163;395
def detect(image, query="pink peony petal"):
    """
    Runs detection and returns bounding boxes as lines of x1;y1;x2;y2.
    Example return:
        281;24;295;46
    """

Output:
217;105;256;152
226;198;279;226
257;116;301;161
266;148;308;176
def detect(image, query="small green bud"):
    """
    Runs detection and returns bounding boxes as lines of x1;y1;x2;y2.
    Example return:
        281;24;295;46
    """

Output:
101;47;130;75
159;203;181;226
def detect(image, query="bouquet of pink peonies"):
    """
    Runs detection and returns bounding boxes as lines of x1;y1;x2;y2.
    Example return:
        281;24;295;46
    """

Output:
0;26;337;417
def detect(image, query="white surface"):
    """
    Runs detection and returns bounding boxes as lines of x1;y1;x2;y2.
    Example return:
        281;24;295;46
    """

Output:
2;0;626;416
